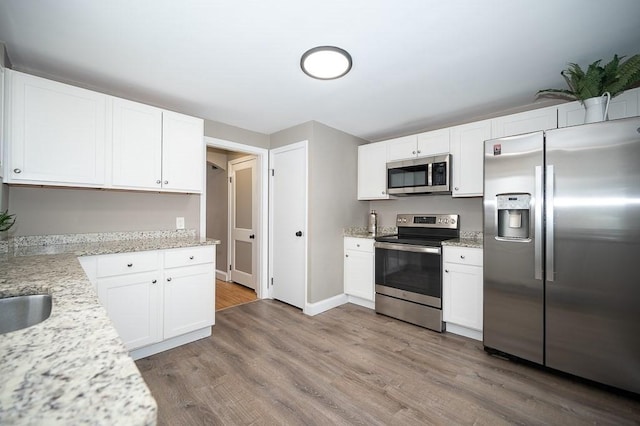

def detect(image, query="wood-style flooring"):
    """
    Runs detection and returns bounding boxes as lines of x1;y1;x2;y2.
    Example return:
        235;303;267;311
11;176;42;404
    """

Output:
137;301;640;425
216;279;257;311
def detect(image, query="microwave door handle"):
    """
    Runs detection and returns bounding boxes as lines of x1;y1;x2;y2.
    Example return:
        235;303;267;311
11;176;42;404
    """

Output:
427;163;433;186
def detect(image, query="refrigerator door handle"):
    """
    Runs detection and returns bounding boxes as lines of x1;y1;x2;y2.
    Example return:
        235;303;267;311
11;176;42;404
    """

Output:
546;165;555;282
534;166;543;280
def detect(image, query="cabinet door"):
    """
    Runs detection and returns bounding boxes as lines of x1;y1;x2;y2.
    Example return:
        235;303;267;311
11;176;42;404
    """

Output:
450;119;491;197
443;262;483;331
344;249;374;301
7;71;106;186
112;98;163;190
163;263;215;339
491;106;557;138
386;135;418;161
416;128;450;157
161;111;204;193
98;271;162;350
357;142;389;200
558;88;639;127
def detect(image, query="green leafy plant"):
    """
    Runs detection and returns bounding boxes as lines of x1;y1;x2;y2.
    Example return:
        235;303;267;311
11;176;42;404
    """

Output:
537;54;640;102
0;210;16;232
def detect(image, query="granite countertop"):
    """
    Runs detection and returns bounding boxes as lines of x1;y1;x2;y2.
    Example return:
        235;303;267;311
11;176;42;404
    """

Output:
442;231;483;249
345;227;483;249
0;231;220;425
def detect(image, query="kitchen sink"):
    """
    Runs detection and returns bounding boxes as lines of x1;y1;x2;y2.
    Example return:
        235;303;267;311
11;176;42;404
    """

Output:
0;294;52;334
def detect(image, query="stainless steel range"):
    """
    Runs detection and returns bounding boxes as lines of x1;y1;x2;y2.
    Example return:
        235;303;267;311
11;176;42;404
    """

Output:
374;214;459;331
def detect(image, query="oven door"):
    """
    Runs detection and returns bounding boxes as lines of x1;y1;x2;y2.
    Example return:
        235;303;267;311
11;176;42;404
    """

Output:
374;242;442;308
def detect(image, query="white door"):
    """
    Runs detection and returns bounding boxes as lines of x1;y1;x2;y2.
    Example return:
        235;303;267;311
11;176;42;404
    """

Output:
270;141;307;309
229;157;258;289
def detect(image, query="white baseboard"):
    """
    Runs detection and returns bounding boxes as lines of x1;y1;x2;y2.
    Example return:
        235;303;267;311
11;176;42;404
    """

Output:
129;327;212;360
346;295;375;310
215;269;229;281
304;293;348;316
445;322;482;341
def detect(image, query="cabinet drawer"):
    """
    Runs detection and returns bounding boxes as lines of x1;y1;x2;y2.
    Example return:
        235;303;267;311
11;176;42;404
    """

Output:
443;246;483;266
164;246;215;269
96;251;160;277
344;237;374;253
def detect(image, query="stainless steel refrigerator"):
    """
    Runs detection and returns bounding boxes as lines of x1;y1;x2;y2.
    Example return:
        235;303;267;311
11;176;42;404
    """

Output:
483;116;640;394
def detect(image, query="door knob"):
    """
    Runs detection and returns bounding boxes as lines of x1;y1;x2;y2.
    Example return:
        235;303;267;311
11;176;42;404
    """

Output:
295;231;303;237
249;234;255;239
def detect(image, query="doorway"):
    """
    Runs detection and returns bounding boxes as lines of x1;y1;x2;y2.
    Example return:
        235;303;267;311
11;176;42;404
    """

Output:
202;137;269;304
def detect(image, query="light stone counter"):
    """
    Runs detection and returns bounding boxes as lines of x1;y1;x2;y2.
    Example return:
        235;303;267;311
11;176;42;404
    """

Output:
0;231;220;425
442;231;483;249
343;226;397;239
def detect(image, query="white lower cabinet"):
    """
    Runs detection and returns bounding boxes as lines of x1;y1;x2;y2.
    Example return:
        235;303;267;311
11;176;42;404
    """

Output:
85;245;215;358
443;246;483;341
344;237;375;307
163;255;215;339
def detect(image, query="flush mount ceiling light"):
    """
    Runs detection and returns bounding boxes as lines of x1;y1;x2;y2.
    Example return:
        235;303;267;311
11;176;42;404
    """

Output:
300;46;352;80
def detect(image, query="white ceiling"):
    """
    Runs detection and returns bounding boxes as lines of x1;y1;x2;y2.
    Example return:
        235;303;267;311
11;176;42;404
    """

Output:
1;0;639;141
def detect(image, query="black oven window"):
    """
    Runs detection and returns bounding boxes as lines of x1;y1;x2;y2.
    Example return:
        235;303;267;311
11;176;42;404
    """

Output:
375;248;441;299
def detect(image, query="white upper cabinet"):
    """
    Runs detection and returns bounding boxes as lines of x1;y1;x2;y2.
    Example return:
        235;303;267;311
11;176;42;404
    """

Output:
111;101;204;193
358;141;389;200
112;98;163;190
557;88;639;128
4;70;204;193
6;70;106;186
386;135;418;161
161;111;204;193
491;106;558;138
417;128;450;157
450;119;491;197
0;64;5;179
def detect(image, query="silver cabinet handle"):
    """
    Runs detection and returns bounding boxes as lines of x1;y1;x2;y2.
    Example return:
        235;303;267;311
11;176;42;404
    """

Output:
189;256;194;260
345;254;349;258
412;150;416;155
445;269;449;273
417;150;421;154
454;187;459;191
156;180;161;184
166;277;172;282
382;190;386;195
164;180;168;185
13;168;21;174
460;255;465;259
152;279;157;284
356;244;360;247
127;263;133;267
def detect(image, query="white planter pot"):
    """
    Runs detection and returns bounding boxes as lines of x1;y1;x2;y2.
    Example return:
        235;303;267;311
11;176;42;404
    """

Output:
583;92;611;123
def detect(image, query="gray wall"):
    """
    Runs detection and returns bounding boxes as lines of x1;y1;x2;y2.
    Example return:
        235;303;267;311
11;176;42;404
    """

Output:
8;186;200;236
370;196;483;231
270;121;369;304
206;164;228;272
204;119;270;149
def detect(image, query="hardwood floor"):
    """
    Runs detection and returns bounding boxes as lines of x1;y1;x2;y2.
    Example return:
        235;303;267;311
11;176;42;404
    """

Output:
137;301;640;425
216;279;257;311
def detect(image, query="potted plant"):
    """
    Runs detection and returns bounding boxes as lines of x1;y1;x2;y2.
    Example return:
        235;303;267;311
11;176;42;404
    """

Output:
0;210;16;233
537;54;640;123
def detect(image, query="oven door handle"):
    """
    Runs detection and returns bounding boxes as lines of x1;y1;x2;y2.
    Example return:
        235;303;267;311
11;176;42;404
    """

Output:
374;242;441;255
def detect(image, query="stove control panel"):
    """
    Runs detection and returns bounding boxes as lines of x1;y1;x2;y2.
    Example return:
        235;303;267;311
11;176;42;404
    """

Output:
396;214;459;229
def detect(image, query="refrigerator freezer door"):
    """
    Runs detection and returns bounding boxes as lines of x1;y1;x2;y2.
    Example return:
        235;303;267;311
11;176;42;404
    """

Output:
483;132;544;364
545;117;640;394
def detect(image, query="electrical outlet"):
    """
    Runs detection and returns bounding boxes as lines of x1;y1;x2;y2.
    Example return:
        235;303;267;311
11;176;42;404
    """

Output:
176;217;185;230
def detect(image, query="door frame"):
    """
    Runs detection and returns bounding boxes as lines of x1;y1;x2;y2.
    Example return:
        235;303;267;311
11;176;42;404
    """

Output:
269;140;308;310
201;136;269;299
227;155;258;289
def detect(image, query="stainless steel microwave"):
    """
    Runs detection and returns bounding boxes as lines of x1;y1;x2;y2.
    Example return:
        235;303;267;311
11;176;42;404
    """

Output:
386;154;451;195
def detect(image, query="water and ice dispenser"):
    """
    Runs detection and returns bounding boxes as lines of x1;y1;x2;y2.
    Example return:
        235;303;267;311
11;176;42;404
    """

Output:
497;194;531;240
